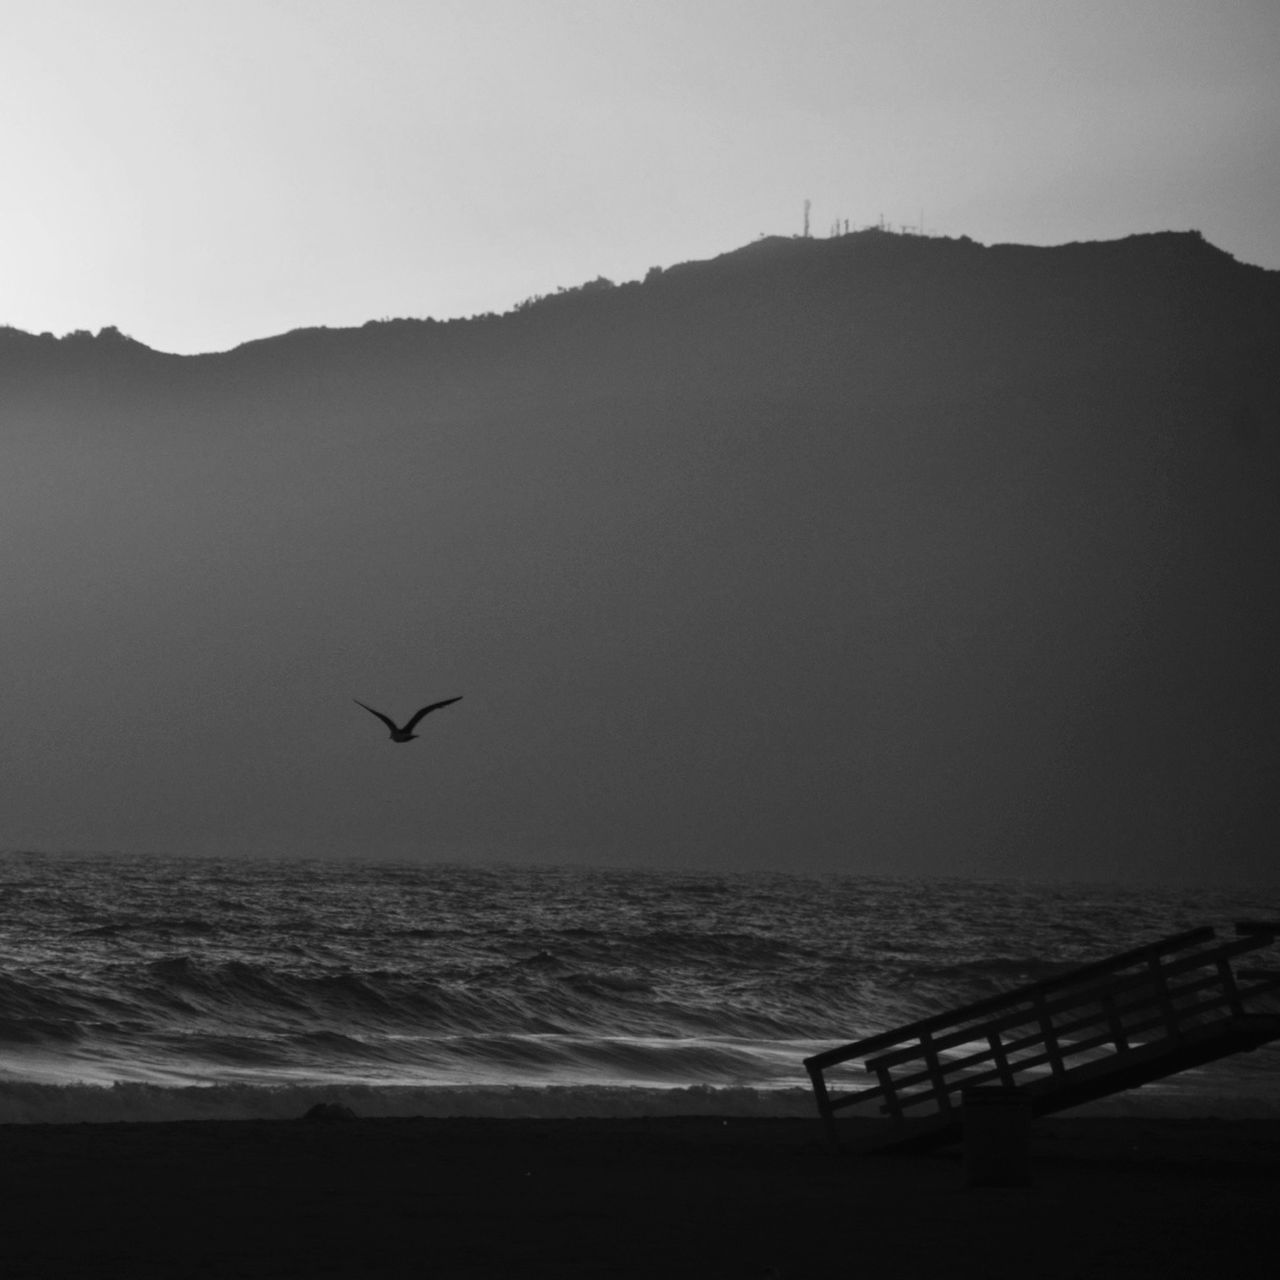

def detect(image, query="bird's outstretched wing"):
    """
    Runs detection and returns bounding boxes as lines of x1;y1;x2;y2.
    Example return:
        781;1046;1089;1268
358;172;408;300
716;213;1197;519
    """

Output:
403;696;463;731
353;700;400;731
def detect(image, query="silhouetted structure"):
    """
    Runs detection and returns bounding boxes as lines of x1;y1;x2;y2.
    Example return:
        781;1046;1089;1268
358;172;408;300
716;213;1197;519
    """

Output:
806;923;1280;1152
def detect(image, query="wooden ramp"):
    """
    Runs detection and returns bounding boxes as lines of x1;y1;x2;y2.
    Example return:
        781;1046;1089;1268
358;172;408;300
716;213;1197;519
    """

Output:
804;922;1280;1152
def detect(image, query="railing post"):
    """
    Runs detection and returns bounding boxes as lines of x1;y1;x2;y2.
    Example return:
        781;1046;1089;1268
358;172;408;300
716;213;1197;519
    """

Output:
920;1030;953;1114
806;1061;841;1150
1147;957;1182;1038
876;1066;903;1122
1102;991;1129;1051
987;1029;1016;1087
1033;990;1066;1076
1215;957;1245;1016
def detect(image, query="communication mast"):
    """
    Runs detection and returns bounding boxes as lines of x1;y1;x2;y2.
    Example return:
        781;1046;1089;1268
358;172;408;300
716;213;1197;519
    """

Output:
803;199;811;238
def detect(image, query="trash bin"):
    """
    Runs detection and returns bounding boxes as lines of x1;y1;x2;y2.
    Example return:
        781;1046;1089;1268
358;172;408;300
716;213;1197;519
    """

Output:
963;1086;1031;1187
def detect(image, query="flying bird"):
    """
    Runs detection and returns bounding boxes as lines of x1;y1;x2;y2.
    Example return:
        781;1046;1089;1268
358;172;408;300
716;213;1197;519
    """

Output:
354;697;462;743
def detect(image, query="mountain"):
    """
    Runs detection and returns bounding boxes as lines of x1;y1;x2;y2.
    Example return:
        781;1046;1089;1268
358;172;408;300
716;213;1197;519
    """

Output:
3;229;1278;881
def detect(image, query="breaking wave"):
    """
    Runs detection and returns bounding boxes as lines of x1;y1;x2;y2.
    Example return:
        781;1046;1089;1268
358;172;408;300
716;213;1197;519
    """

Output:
2;853;1277;1121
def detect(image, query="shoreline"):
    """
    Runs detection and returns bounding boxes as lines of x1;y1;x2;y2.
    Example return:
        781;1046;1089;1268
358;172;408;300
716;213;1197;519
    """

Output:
3;1114;1276;1277
5;1072;1279;1126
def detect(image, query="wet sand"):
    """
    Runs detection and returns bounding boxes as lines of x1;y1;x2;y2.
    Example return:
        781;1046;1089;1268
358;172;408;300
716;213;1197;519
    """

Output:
2;1114;1277;1277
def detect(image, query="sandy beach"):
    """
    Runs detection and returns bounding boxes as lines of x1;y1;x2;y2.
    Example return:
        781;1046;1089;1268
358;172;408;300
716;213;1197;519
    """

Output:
2;1113;1276;1278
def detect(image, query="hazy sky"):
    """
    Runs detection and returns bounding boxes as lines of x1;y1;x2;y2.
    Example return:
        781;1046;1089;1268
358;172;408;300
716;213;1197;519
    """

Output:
2;0;1276;354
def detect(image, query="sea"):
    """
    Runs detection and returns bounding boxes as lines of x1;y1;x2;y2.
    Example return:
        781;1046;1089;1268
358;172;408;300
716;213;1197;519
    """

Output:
2;852;1277;1125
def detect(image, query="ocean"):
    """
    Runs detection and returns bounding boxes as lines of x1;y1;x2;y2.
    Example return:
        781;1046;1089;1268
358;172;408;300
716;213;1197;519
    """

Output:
2;852;1277;1124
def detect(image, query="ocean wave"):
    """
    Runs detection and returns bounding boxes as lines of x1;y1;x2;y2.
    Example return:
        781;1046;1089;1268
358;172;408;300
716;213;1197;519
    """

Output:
0;1024;827;1091
75;952;829;1044
906;955;1078;986
0;1016;82;1047
73;917;217;938
4;854;1279;1120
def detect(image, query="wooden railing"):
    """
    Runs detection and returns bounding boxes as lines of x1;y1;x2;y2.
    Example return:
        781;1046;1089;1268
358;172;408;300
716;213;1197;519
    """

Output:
805;922;1280;1149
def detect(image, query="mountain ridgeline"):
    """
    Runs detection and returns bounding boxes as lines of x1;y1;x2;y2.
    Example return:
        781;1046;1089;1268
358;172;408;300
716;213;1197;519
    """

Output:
3;229;1278;881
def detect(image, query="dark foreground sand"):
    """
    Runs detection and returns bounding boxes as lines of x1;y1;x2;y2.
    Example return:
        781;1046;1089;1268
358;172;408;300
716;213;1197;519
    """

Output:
2;1114;1277;1278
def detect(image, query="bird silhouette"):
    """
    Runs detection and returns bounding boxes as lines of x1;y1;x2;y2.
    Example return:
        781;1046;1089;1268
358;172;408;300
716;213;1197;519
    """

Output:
354;697;462;743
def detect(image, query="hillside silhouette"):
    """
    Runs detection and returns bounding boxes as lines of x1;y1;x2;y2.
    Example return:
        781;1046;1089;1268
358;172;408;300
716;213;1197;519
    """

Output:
3;229;1277;880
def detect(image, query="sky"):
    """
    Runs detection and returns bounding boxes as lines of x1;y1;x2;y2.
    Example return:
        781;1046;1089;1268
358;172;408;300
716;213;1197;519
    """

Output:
1;0;1277;354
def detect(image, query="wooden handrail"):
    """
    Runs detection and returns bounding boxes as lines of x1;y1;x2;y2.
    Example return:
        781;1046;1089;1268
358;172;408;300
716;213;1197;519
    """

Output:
804;927;1215;1072
837;934;1259;1076
805;924;1280;1146
875;986;1261;1113
859;935;1275;1074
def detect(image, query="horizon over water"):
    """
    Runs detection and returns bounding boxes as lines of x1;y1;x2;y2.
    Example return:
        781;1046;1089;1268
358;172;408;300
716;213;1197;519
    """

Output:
2;851;1277;1125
